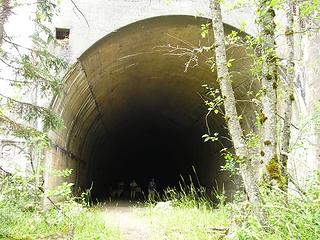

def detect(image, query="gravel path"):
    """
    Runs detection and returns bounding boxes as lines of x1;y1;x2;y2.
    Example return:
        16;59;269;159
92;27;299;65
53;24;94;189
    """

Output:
102;201;152;240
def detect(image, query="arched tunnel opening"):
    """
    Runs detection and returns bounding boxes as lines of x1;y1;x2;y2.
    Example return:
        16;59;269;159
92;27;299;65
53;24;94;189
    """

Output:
50;15;256;202
88;85;231;200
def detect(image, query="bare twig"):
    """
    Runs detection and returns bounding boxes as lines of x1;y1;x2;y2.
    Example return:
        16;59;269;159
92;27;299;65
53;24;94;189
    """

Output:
154;43;214;72
207;226;229;232
70;0;89;28
276;113;299;130
0;166;12;176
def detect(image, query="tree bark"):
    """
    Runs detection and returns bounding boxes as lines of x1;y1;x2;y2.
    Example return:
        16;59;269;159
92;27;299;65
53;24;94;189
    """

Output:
0;0;11;46
257;0;280;187
280;0;295;194
209;0;266;227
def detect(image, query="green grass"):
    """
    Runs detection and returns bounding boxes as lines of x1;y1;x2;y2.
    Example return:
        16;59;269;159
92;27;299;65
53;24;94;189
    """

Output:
139;182;230;240
138;173;320;240
142;204;229;240
231;188;320;240
0;201;122;240
2;173;320;240
0;174;122;240
73;207;122;240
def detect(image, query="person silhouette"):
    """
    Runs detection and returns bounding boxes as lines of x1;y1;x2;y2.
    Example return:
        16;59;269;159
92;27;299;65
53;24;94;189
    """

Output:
117;181;124;198
130;179;138;199
148;178;156;201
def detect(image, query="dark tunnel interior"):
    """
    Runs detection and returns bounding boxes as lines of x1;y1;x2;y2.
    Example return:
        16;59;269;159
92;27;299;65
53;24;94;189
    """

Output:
51;15;256;202
88;90;231;200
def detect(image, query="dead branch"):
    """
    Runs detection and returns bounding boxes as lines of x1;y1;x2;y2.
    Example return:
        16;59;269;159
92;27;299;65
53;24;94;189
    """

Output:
154;44;214;72
70;0;89;28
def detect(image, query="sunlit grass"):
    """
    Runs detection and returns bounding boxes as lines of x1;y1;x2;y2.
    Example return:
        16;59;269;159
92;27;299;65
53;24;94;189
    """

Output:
139;178;230;240
2;172;320;240
142;205;229;240
0;201;122;240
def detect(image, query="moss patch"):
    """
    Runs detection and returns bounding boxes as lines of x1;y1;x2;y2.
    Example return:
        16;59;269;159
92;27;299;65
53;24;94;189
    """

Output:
265;157;285;190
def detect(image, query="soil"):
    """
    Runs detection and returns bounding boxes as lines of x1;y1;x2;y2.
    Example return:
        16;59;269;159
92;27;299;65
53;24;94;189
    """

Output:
101;201;152;240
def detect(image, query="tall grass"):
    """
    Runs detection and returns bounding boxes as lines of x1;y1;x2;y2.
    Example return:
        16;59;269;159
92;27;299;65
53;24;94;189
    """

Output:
2;170;319;239
161;175;215;209
142;176;230;240
231;173;320;240
141;172;320;240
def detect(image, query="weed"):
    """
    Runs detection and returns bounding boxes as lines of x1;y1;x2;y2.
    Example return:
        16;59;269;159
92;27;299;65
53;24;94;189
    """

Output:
0;173;122;240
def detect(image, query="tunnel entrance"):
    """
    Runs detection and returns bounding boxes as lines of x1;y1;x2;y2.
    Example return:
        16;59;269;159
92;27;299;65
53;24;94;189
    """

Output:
49;15;255;202
88;83;230;200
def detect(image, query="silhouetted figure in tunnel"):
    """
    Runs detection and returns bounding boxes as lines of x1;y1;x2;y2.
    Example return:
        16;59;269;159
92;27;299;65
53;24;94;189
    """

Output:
130;179;137;200
148;178;156;201
117;181;124;198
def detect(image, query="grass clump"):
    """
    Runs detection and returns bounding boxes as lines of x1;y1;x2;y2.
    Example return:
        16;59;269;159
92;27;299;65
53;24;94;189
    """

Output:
142;180;230;240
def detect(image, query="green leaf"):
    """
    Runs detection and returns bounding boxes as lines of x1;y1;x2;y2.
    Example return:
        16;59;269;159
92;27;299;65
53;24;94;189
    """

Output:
269;0;280;7
227;58;235;68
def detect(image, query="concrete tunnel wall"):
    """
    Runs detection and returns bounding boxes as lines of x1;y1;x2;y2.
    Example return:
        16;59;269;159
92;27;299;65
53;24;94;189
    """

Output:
45;15;257;200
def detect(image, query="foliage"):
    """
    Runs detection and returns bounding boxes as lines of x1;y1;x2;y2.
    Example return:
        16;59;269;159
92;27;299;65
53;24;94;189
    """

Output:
0;0;68;143
300;0;320;20
0;171;121;239
201;0;315;186
0;2;120;238
230;172;320;239
312;102;320;129
141;172;320;240
220;148;239;175
142;184;230;240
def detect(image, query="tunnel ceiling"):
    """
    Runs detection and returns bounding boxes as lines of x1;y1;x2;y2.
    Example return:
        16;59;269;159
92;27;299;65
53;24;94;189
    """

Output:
52;15;256;197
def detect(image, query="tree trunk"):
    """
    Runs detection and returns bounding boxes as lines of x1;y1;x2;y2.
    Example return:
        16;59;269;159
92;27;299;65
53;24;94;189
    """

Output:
0;0;11;46
256;0;281;188
209;0;267;227
280;0;295;194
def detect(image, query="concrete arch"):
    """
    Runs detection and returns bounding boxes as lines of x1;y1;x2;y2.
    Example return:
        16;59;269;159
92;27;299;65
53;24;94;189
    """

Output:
46;15;257;200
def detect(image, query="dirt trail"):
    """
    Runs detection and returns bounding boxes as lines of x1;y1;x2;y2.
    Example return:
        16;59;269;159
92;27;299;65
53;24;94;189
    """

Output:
101;201;152;240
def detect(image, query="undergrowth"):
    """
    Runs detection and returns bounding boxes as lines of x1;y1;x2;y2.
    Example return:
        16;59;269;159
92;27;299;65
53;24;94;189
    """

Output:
231;172;320;240
141;173;320;240
1;170;319;240
142;181;230;240
0;174;121;240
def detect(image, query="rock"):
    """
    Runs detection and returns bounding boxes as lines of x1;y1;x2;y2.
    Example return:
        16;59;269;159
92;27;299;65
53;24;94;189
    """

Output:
154;201;173;211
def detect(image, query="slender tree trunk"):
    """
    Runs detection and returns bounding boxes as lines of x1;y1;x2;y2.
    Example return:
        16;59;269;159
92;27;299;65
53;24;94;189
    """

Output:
209;0;267;227
280;0;295;194
0;0;11;46
256;0;281;187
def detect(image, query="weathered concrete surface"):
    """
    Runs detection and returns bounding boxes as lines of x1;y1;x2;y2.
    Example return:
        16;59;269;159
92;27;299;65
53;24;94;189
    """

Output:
289;32;320;185
52;0;256;62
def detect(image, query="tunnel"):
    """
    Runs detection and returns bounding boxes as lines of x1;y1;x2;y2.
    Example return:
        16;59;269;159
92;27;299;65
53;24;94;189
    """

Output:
48;15;256;201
